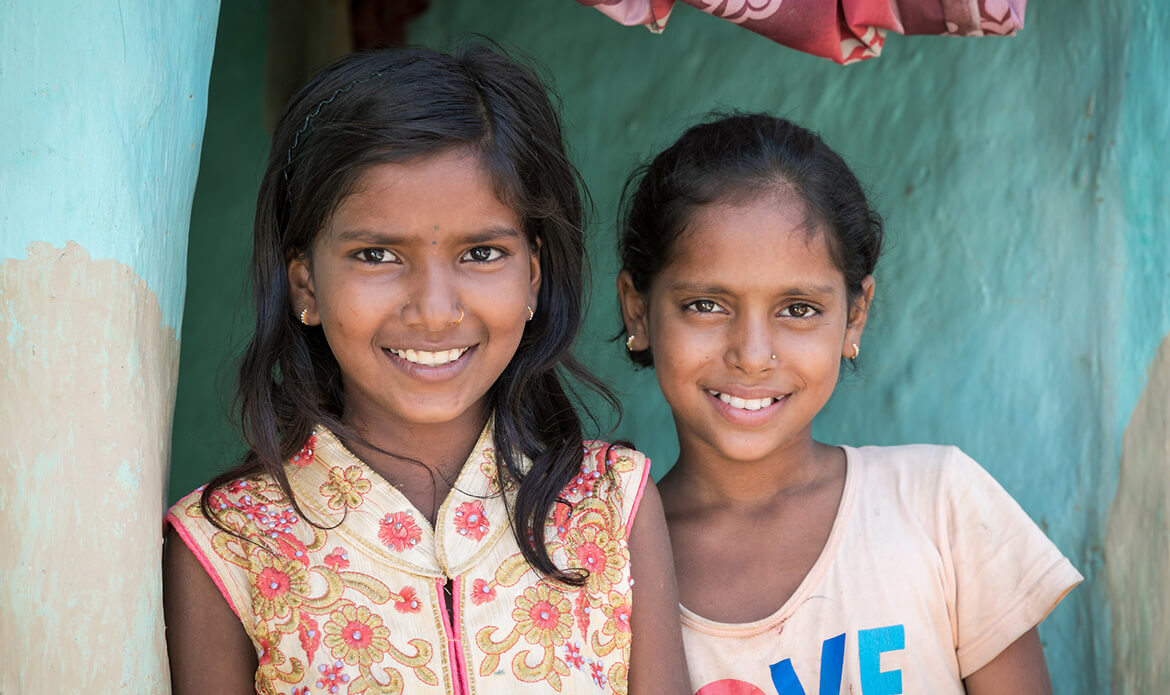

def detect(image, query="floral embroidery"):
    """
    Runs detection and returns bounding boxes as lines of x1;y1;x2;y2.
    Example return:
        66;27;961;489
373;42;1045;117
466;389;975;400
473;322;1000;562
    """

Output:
471;578;497;605
453;500;490;541
593;590;632;657
589;659;608;688
298;612;321;663
552;501;572;538
377;512;422;552
249;550;311;620
563;524;626;596
291;434;318;467
254;621;304;693
323;547;350;571
320;465;371;511
573;591;593;640
512;583;573;647
393;586;421;614
563;641;585;670
313;661;351;692
323;603;392;667
178;428;645;693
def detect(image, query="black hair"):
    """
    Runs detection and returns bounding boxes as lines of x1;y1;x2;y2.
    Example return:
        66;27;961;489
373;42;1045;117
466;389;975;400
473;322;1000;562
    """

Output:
617;112;884;366
200;44;613;586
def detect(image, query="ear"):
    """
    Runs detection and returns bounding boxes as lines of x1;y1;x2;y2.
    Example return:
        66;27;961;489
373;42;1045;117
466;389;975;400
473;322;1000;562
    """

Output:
617;270;650;351
287;253;319;325
843;275;875;358
528;235;542;308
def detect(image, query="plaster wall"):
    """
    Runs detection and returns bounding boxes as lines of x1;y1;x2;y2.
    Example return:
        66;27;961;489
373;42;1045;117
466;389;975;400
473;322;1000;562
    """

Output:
168;0;1169;690
0;1;218;690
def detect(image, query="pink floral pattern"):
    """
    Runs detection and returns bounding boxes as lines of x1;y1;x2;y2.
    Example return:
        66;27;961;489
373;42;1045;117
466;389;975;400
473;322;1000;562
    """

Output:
170;430;644;694
378;511;422;551
453;500;490;541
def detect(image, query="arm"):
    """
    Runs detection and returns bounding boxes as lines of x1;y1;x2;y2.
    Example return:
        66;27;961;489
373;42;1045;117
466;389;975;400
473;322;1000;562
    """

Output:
962;627;1052;695
163;525;258;694
627;479;691;695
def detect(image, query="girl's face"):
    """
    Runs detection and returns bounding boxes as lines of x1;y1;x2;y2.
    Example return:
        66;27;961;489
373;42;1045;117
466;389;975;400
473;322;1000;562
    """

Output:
288;149;540;435
619;194;873;466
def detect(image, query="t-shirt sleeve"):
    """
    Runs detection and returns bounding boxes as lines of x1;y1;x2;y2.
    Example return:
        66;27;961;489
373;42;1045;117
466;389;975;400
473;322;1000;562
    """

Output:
940;447;1083;677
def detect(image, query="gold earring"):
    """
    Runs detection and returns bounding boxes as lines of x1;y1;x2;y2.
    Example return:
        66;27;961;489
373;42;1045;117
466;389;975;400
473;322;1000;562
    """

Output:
299;308;309;325
452;308;465;326
527;305;535;321
626;335;637;351
850;343;860;360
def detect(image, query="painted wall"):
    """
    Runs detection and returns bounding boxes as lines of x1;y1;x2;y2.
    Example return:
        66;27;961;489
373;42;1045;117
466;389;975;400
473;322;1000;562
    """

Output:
0;1;219;691
169;0;1169;690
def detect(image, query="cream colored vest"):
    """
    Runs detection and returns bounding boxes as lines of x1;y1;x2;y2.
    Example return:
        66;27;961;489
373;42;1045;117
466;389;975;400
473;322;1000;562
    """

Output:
168;424;649;695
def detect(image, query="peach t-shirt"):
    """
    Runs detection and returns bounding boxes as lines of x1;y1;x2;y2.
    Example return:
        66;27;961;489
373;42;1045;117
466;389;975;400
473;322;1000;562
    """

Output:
682;445;1082;695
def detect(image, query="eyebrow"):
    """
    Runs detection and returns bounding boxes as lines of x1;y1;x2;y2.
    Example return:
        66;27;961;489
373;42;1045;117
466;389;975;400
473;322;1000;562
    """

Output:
332;227;522;245
669;282;840;297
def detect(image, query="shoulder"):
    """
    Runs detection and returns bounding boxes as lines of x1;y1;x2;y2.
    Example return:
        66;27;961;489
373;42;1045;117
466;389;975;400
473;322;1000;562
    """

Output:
845;442;986;489
561;441;652;534
166;469;293;541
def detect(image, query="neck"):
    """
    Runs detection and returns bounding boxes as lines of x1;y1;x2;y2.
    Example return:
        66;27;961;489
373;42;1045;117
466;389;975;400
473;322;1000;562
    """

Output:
342;402;490;483
669;427;838;510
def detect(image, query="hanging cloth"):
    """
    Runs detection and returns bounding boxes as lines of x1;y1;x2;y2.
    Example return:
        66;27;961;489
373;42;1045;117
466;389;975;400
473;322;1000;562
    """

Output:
575;0;1026;64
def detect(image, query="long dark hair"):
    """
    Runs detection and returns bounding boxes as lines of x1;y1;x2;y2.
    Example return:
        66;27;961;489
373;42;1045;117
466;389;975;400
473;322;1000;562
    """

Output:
617;112;884;367
200;44;613;585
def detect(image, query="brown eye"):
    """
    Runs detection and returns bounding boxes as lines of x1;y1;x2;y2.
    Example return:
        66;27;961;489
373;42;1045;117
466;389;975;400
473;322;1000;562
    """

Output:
685;299;724;314
781;303;818;318
357;248;396;264
462;246;504;262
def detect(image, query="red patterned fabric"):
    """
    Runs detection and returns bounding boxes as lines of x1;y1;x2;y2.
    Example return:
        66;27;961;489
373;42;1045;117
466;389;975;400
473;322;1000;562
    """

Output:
576;0;1026;64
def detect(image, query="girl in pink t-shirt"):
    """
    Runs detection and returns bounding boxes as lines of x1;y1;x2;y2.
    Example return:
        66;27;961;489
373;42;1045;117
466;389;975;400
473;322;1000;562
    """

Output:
615;113;1080;695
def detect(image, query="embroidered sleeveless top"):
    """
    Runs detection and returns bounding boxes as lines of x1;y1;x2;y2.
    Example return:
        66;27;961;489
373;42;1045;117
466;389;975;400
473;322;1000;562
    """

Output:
167;424;651;695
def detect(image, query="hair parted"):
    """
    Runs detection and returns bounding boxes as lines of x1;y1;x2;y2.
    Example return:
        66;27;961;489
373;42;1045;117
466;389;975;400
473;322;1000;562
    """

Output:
200;44;614;586
617;112;884;367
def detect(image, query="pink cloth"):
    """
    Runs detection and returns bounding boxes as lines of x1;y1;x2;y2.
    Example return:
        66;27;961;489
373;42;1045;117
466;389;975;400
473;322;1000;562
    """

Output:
576;0;1026;64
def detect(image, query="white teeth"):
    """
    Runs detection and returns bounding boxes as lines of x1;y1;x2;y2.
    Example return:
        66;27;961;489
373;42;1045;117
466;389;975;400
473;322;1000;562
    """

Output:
391;347;469;366
708;390;776;411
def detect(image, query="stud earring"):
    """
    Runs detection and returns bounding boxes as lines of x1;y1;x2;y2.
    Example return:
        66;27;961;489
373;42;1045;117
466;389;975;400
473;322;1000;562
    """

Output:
299;308;310;325
850;343;860;360
527;305;535;321
452;308;465;326
626;335;637;351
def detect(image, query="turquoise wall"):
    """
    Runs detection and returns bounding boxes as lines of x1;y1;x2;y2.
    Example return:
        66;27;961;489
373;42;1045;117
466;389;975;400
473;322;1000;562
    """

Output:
0;0;219;690
169;0;1169;690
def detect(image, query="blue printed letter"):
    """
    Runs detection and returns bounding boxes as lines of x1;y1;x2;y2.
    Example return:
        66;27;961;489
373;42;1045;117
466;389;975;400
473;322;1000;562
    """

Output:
818;633;846;695
769;658;806;695
858;624;905;695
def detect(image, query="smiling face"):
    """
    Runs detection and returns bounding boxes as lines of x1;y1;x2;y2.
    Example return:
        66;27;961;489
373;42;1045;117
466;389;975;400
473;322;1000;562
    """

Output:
618;193;873;467
288;149;539;437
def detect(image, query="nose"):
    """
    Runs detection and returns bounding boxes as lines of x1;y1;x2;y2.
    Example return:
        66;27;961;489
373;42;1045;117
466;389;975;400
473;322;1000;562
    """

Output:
726;313;774;374
401;262;463;332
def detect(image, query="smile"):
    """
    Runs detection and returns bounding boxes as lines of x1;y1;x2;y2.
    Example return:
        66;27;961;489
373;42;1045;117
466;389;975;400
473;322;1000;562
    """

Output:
388;346;471;367
707;390;780;411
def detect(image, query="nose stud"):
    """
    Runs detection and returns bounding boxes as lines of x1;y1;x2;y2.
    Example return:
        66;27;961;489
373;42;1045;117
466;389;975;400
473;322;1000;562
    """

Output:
771;354;777;360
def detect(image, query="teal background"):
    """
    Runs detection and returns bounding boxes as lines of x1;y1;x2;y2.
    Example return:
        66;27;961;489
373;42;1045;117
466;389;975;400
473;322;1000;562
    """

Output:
167;1;1170;690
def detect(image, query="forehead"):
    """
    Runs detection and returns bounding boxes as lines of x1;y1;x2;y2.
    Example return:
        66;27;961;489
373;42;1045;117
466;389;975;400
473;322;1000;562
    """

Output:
662;195;844;291
324;149;522;240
